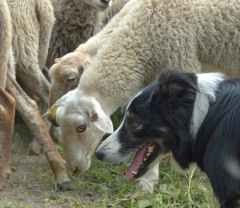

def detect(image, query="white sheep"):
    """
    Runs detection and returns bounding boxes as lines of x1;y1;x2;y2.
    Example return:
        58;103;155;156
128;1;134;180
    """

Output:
47;0;240;192
7;0;55;105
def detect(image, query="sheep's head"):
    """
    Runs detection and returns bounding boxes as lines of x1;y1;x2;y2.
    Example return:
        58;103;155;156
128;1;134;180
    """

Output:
75;0;112;10
49;51;91;107
46;89;113;174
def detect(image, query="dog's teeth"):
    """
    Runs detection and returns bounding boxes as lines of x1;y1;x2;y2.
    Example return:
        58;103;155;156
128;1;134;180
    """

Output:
132;171;137;175
148;146;154;153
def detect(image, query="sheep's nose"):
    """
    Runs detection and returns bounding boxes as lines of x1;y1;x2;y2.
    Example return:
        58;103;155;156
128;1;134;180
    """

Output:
100;0;110;5
95;150;105;161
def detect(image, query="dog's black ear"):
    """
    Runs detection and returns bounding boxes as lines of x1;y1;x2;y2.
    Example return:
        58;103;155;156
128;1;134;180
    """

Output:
153;70;199;106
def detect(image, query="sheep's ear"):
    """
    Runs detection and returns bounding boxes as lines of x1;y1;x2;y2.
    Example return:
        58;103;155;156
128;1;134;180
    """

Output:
76;60;89;75
54;58;61;63
73;51;91;74
75;50;91;69
89;99;113;134
153;70;199;106
81;60;90;70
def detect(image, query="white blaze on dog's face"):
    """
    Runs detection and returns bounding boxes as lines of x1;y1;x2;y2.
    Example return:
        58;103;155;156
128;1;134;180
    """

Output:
53;89;113;174
95;90;144;163
95;116;129;163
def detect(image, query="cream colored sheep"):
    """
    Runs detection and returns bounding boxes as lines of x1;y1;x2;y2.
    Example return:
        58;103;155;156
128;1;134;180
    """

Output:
47;0;240;192
7;0;55;105
46;0;111;67
0;0;16;189
0;0;69;190
7;0;56;155
93;0;130;33
0;0;12;89
48;0;129;106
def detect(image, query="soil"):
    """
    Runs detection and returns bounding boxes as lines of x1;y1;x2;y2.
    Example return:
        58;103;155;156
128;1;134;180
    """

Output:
0;115;101;208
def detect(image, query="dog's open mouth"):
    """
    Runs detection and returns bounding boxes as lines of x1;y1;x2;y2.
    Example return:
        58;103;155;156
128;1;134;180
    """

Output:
126;141;162;182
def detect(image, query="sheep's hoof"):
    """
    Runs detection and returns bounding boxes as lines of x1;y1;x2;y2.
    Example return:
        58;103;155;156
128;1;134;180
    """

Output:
58;180;71;191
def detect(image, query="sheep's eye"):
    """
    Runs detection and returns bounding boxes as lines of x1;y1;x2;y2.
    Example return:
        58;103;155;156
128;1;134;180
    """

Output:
76;124;86;133
130;121;139;128
67;77;76;82
66;73;77;82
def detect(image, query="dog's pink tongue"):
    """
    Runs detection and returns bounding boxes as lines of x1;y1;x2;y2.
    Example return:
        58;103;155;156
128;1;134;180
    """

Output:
126;142;153;182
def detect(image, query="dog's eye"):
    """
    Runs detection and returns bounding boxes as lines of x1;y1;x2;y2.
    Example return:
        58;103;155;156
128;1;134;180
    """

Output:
130;121;139;128
76;124;87;133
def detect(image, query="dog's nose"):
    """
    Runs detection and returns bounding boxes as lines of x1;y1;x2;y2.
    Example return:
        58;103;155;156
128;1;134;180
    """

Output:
95;150;105;161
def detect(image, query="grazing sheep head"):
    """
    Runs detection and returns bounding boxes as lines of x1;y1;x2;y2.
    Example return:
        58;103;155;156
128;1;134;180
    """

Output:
75;0;112;10
46;89;113;174
49;51;91;107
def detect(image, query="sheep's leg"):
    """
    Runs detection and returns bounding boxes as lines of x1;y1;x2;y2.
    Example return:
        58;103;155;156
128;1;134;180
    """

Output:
29;119;62;154
17;69;60;154
6;74;70;190
0;88;15;189
17;70;50;106
28;100;50;155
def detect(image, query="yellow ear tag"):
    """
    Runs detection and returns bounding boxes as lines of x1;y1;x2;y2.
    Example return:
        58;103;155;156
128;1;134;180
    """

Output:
48;105;57;118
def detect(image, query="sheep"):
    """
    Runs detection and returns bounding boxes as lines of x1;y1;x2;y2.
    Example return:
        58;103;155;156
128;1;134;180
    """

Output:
7;0;54;105
93;0;130;33
48;0;129;106
46;0;240;192
6;0;56;154
48;50;91;106
1;0;70;190
46;0;112;68
0;0;12;89
0;0;16;189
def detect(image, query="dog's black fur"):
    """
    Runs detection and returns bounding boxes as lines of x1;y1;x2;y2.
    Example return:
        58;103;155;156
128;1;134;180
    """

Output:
96;70;240;208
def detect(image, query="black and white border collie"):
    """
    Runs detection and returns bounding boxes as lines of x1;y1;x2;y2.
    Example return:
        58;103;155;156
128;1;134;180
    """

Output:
95;70;240;208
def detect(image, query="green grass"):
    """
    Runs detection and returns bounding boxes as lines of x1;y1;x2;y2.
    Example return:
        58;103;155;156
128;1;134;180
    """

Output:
74;157;218;208
27;153;218;208
0;200;34;208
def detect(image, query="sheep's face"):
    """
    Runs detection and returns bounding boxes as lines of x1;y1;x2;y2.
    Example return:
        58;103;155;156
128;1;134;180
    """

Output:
76;0;112;10
47;89;113;174
49;51;90;107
